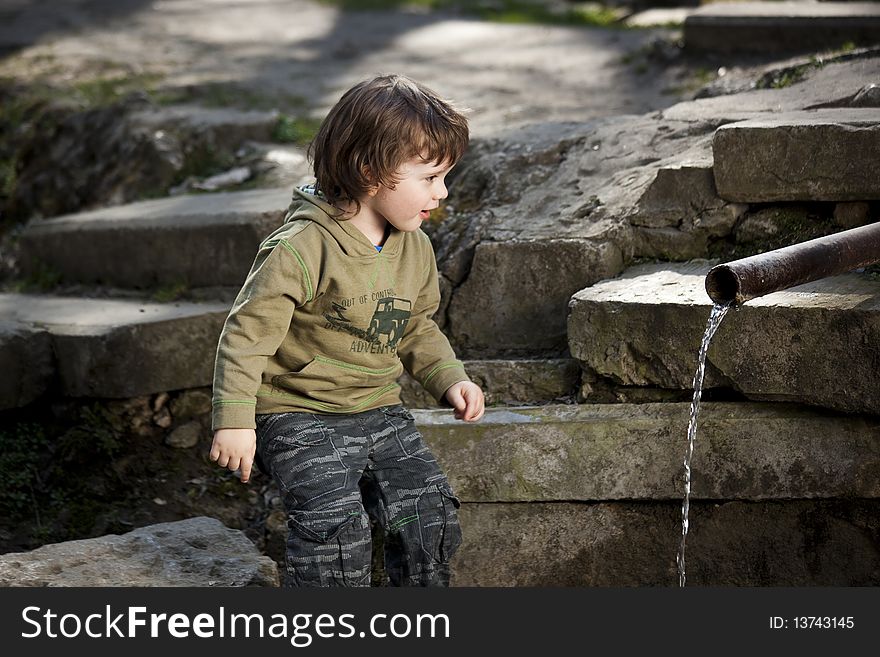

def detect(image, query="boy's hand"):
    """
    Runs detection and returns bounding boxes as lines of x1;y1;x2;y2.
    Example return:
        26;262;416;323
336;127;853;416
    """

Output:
210;428;257;483
444;381;485;422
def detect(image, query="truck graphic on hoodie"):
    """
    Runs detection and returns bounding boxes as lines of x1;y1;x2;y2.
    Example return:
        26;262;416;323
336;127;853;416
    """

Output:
366;297;412;348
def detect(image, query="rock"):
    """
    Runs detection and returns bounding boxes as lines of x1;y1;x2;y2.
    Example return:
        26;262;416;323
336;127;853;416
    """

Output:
7;94;180;222
0;517;279;586
165;420;203;449
627;150;748;260
713;109;880;202
192;166;252;192
567;262;880;415
850;83;880;108
152;407;172;428
398;358;580;408
448;238;624;356
732;205;836;251
131;104;279;153
152;391;170;412
834;201;871;229
170;389;213;421
0;321;53;410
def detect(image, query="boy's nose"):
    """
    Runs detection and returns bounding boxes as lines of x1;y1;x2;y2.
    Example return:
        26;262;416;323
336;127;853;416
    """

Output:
434;181;448;200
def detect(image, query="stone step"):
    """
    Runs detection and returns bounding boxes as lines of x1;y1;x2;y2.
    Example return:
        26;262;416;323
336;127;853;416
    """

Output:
18;188;291;289
0;293;229;402
567;261;880;415
399;358;580;408
453;499;879;586
713;109;880;202
684;1;880;54
415;402;880;502
0;291;579;410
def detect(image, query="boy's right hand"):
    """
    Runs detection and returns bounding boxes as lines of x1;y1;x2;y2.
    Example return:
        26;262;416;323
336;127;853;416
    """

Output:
210;428;257;483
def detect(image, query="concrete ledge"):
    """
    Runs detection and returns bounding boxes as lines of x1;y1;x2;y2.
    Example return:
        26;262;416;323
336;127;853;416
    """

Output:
451;500;880;586
0;293;229;398
416;402;880;502
18;188;291;288
568;262;880;415
684;2;880;54
713;110;880;202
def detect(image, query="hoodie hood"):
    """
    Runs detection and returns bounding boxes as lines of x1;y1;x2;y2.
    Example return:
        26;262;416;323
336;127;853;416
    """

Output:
283;185;403;259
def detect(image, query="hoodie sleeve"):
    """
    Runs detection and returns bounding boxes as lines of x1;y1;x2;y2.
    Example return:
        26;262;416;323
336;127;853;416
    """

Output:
396;235;469;403
212;237;314;430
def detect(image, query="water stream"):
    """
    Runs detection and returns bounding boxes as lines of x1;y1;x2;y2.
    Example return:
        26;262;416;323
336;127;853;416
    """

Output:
677;302;732;587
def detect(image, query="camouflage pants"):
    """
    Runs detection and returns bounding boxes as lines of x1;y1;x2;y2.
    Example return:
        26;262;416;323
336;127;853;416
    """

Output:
255;405;462;587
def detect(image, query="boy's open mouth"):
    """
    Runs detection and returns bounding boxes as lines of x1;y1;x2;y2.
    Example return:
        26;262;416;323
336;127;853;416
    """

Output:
419;209;431;219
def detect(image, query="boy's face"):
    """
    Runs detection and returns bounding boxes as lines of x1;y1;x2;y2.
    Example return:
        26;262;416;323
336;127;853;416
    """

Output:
364;158;453;232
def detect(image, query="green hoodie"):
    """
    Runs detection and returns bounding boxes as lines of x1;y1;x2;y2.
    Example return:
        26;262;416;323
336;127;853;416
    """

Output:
211;187;469;430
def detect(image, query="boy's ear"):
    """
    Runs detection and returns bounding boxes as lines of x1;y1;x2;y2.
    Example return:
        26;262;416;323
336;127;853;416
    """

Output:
361;165;380;196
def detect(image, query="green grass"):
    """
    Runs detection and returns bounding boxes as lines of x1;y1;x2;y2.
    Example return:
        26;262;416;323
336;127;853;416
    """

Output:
9;261;63;292
317;0;624;28
151;281;189;303
272;114;323;145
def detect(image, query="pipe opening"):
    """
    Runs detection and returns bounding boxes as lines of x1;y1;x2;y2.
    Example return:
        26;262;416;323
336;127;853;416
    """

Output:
705;265;739;305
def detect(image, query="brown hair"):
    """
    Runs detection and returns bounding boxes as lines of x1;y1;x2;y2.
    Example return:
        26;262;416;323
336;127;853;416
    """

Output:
308;74;469;214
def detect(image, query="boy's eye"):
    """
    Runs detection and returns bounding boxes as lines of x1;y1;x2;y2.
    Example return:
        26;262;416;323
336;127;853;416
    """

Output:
426;176;437;182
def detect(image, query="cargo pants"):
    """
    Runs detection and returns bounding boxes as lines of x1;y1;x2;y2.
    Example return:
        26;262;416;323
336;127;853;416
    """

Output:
255;404;462;587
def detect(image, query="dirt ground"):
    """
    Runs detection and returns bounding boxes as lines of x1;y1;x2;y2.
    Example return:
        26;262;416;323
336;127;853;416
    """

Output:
0;0;710;137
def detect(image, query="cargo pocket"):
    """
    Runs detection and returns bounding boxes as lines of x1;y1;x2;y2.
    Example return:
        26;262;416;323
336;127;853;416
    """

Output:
435;483;463;564
285;504;372;587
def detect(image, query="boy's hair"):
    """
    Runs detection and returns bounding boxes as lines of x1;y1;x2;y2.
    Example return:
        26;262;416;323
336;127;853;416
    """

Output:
309;74;469;213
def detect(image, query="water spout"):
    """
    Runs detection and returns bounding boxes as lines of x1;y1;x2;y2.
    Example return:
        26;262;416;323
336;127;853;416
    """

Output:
705;221;880;305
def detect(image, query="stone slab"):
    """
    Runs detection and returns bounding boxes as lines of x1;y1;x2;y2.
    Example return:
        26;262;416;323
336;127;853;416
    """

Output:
18;188;291;288
0;320;53;410
0;293;229;399
447;238;624;357
568;262;880;415
0;517;278;586
398;358;580;408
713;109;880;202
414;402;880;502
451;500;880;586
684;2;880;54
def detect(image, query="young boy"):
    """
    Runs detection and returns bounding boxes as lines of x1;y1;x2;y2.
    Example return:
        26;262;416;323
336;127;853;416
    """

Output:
209;74;484;587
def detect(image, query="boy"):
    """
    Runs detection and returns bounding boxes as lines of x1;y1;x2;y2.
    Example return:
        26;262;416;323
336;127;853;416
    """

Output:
209;75;484;587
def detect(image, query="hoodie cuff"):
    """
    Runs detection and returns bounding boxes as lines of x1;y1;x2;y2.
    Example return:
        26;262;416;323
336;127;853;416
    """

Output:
422;362;470;404
212;400;257;431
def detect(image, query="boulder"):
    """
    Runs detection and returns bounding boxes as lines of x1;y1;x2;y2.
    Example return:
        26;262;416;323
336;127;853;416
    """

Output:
0;517;278;586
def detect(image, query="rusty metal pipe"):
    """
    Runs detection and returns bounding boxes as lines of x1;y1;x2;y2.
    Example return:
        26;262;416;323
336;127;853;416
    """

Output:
705;221;880;305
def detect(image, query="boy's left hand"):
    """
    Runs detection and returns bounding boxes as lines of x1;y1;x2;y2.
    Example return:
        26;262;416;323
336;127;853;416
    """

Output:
444;381;485;422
